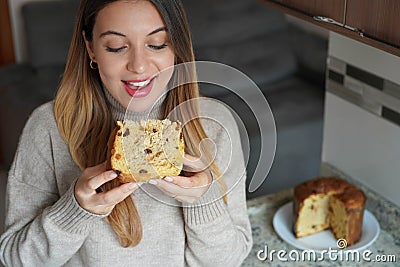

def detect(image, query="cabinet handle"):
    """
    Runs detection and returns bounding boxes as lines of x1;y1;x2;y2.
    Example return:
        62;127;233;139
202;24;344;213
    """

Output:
313;16;364;37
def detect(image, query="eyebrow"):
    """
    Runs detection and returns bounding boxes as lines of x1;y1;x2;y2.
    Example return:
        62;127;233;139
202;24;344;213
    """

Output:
99;30;126;38
147;27;167;36
99;27;167;38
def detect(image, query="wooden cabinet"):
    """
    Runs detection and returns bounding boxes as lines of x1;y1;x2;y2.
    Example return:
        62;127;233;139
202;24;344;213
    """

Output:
346;0;400;48
261;0;400;57
272;0;345;23
0;0;15;65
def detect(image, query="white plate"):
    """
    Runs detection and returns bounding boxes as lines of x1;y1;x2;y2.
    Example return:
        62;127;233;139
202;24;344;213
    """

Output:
273;202;380;252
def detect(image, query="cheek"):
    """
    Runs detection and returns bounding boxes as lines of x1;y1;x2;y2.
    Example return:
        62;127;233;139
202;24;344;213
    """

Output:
155;51;176;83
153;46;175;70
155;62;175;92
93;45;122;81
97;67;116;92
156;67;174;92
161;51;175;68
97;57;124;84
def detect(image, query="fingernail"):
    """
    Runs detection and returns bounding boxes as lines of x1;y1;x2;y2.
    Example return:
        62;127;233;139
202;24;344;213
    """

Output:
164;176;173;182
109;172;118;178
148;179;157;185
128;183;137;189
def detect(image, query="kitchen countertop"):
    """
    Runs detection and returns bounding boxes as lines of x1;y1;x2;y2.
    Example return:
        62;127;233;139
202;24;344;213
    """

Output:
242;163;400;266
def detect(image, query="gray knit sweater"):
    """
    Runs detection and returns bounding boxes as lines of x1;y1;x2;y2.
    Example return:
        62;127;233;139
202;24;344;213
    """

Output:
0;91;253;267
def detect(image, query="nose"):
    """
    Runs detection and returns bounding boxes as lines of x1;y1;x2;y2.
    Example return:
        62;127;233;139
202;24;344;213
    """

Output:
127;48;147;74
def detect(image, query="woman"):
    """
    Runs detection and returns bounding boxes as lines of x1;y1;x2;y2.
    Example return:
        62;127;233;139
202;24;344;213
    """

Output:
0;0;252;266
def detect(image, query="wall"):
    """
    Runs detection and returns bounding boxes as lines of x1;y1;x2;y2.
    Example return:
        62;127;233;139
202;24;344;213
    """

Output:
8;1;328;63
8;0;58;62
323;32;400;206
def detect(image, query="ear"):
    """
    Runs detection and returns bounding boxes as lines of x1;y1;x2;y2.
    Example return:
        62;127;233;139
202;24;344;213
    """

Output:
82;31;96;62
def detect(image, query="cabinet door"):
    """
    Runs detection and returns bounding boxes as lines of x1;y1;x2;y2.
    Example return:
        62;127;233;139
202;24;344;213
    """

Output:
273;0;345;23
0;0;15;65
346;0;400;47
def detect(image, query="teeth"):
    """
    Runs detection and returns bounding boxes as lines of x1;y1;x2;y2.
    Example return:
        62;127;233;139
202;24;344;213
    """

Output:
128;79;151;87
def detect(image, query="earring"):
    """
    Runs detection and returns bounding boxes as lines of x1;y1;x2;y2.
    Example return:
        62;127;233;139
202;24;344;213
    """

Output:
90;60;97;70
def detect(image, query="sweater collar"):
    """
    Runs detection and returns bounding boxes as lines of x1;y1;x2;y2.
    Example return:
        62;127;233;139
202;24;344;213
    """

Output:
103;86;166;121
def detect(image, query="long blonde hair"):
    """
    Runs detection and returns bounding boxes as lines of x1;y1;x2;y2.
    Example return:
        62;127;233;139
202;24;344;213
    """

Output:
54;0;227;248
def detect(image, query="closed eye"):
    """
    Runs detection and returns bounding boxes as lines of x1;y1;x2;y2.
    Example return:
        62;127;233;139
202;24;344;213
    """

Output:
147;44;168;50
106;46;127;53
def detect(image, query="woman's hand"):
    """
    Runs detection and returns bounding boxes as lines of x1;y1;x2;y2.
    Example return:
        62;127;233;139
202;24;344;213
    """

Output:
149;154;213;203
74;162;140;215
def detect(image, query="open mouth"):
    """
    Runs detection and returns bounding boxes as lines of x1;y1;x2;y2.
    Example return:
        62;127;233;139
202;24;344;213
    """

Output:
126;79;151;88
122;76;156;98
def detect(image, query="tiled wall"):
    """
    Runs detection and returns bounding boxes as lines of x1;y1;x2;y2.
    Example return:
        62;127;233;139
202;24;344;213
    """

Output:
326;56;400;127
323;32;400;206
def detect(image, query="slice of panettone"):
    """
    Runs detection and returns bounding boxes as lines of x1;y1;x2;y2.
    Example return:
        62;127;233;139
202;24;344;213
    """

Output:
110;119;184;183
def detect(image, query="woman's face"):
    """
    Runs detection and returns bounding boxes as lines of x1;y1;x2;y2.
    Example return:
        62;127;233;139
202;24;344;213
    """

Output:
85;0;175;112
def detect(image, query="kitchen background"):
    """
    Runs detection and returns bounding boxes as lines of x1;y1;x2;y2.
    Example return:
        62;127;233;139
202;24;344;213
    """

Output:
1;0;400;265
0;0;328;239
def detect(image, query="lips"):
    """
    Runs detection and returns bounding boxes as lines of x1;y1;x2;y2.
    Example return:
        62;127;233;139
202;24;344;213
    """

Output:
122;76;156;98
127;79;151;87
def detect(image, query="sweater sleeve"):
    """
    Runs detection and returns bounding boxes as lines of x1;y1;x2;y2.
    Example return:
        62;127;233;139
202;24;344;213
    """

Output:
0;104;106;267
183;100;253;266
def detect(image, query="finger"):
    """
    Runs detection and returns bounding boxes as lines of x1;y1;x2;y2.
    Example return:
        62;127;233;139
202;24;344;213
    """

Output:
164;175;209;189
94;182;139;206
85;161;107;178
155;180;202;204
152;179;204;200
150;179;188;197
86;170;118;192
183;154;208;172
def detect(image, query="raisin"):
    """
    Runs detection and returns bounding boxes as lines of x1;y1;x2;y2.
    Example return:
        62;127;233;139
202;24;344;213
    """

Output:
144;148;152;154
312;225;316;229
153;128;157;133
123;128;130;137
139;169;148;174
115;154;121;160
117;131;122;136
166;138;169;142
310;205;314;210
180;132;183;140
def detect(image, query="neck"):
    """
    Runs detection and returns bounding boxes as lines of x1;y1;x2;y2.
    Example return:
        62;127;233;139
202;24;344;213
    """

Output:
103;86;166;121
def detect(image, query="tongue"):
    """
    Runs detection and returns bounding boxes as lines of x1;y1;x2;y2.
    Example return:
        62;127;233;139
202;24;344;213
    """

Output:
126;82;141;90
